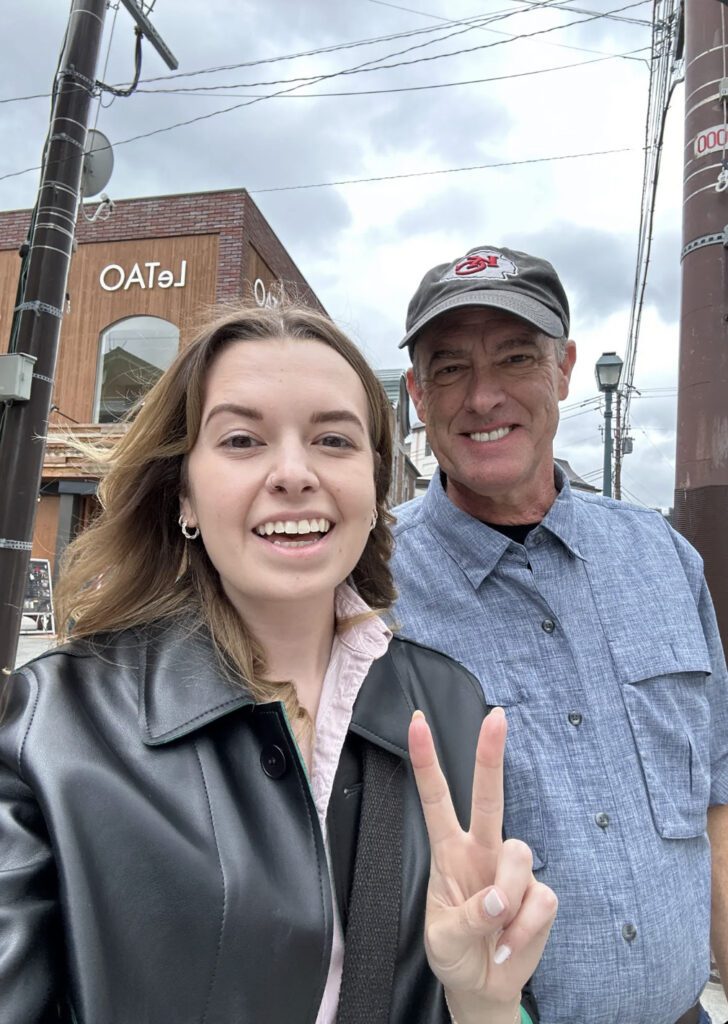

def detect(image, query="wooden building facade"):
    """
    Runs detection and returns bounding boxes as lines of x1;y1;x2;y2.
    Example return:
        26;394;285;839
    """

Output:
0;188;323;577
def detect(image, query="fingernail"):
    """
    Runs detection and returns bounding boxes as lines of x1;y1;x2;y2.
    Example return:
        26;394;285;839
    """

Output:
495;942;511;966
483;889;505;917
494;944;512;965
412;710;425;721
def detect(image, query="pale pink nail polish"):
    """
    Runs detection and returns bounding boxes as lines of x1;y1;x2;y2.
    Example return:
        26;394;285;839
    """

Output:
484;889;505;917
494;944;512;965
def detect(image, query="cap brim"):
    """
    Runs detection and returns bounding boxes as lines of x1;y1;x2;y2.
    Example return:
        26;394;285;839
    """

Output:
399;290;565;349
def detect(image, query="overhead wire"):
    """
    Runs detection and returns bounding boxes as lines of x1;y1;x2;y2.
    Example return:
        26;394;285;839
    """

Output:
0;0;649;182
134;47;649;100
247;146;636;194
620;0;682;445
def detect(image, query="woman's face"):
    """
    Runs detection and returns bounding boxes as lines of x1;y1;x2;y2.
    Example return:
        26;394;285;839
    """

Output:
181;337;377;617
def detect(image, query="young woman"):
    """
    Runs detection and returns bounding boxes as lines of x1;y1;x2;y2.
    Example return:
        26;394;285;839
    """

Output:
0;305;556;1023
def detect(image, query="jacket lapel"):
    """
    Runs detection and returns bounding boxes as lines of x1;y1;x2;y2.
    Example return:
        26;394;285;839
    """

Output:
139;619;254;746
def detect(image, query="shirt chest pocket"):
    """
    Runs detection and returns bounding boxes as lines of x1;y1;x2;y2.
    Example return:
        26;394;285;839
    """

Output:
614;638;712;839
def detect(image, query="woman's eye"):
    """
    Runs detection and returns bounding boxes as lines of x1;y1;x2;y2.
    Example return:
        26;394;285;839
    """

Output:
223;434;261;449
318;434;354;449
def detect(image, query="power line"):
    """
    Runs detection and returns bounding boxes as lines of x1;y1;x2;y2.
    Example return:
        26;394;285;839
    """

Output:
247;145;636;194
0;6;531;106
367;0;651;56
134;47;648;100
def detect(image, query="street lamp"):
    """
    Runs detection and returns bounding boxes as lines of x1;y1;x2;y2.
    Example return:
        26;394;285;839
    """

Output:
595;351;623;499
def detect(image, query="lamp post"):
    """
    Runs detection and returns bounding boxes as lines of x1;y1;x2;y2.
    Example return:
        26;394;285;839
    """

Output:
595;352;623;499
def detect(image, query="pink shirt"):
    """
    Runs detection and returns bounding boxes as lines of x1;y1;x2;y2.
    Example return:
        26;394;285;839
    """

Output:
311;585;391;1024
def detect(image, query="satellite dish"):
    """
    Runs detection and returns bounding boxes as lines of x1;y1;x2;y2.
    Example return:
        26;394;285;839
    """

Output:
82;129;114;197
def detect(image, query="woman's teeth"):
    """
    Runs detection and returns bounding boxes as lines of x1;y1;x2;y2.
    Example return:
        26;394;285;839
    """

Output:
254;518;332;537
469;426;512;442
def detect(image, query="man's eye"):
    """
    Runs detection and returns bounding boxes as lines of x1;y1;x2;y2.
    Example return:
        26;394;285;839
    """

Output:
318;434;354;449
434;364;464;377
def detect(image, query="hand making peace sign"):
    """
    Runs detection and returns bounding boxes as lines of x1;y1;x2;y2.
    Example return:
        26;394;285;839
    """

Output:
408;706;558;1024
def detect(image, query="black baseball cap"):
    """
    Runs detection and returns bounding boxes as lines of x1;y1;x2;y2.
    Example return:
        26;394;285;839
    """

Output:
399;245;570;351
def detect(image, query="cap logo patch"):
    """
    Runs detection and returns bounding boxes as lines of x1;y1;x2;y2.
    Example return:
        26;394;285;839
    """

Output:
447;249;518;281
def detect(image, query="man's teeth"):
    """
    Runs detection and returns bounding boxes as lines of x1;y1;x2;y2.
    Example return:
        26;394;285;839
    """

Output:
469;426;512;442
254;518;332;537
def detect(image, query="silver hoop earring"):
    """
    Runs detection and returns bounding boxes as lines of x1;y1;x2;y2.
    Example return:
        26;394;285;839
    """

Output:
370;509;378;532
178;514;200;540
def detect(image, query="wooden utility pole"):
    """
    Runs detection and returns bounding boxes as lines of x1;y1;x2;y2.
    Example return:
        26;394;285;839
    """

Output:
0;2;177;677
674;0;728;648
0;0;108;677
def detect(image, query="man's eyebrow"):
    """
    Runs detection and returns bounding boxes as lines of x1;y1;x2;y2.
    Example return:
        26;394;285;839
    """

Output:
203;403;263;428
426;347;467;369
310;409;366;431
494;336;542;353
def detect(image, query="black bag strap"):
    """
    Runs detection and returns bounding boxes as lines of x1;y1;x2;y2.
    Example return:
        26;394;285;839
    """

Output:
336;744;403;1024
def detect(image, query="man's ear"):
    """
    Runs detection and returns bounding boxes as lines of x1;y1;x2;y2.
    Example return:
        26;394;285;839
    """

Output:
558;340;577;402
406;366;427;424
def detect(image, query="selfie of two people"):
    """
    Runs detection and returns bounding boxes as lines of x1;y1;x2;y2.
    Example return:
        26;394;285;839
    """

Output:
1;246;726;1024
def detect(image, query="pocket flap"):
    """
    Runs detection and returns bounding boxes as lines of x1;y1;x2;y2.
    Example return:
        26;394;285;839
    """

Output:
610;637;711;684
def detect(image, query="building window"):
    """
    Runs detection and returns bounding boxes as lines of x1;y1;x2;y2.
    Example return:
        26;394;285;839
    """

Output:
425;438;431;457
94;316;180;423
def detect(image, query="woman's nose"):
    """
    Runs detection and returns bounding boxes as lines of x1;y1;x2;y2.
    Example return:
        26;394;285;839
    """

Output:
265;445;319;494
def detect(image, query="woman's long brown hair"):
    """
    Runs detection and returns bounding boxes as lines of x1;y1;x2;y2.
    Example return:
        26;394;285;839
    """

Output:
55;304;396;730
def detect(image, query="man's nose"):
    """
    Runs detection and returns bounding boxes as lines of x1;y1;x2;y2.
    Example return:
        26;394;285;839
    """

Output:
265;443;319;495
463;369;506;415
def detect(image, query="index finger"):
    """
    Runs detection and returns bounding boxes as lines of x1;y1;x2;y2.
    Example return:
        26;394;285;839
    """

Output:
408;710;461;848
469;706;506;852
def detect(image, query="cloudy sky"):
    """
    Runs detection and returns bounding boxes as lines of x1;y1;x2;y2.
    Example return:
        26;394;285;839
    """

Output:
1;0;685;508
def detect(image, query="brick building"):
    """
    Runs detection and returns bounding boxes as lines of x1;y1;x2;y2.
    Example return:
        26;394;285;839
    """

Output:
0;188;325;577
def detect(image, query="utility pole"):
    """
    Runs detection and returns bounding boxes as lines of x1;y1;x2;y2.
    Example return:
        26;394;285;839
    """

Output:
674;0;728;650
613;388;623;500
0;0;108;677
602;391;614;498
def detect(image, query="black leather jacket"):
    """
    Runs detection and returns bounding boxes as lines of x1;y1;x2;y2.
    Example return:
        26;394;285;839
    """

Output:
0;621;533;1024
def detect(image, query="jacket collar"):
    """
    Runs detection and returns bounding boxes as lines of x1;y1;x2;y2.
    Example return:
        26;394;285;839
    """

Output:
139;618;409;758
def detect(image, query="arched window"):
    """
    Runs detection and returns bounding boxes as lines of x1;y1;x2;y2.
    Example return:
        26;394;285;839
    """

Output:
94;316;179;423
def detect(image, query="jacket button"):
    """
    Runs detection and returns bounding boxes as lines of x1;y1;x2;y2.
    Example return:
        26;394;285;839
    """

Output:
261;744;287;779
568;712;583;727
541;618;556;634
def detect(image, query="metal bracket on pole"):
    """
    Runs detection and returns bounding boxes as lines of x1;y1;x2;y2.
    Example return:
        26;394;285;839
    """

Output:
118;0;178;69
680;226;728;259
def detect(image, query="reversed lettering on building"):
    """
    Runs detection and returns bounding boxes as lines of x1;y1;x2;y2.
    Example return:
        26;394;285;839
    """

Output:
99;260;187;292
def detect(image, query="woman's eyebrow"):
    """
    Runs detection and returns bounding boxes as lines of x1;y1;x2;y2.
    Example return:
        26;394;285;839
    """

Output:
310;409;365;431
203;403;263;428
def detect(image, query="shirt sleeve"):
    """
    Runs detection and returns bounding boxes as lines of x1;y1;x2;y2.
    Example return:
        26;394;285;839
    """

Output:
0;671;64;1023
666;523;728;805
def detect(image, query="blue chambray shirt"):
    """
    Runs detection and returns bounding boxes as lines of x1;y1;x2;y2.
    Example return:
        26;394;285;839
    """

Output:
391;467;728;1024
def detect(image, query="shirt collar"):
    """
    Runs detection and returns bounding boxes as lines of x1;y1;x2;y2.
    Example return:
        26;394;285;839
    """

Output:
421;463;586;590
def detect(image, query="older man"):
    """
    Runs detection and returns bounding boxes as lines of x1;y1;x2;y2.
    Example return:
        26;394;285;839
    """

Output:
391;245;728;1024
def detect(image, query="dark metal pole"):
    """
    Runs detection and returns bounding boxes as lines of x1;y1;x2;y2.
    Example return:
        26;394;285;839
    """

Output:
613;388;622;501
602;391;614;499
674;0;728;650
0;0;107;677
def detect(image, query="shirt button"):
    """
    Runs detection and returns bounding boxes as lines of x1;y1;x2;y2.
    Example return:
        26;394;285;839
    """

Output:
595;812;610;829
541;618;556;634
261;744;287;779
622;923;637;942
568;712;583;727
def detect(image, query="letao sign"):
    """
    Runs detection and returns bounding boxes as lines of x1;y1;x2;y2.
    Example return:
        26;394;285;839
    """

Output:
99;259;187;292
694;124;728;158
